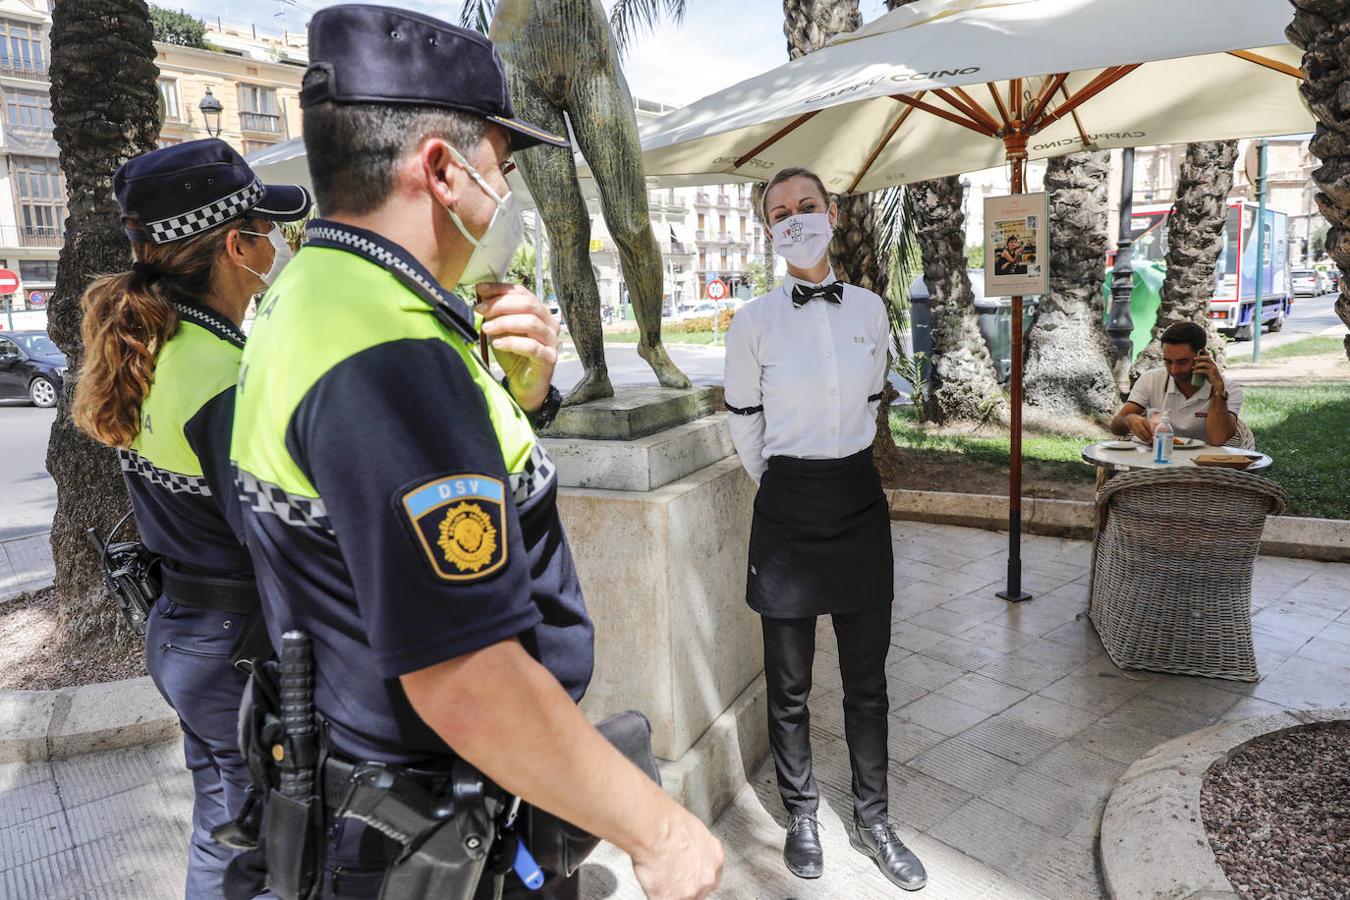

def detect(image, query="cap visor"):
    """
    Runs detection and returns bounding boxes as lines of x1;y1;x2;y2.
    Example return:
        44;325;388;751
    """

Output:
252;184;313;222
488;115;571;151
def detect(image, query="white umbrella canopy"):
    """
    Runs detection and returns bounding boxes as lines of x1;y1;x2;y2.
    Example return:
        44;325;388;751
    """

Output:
638;0;1311;194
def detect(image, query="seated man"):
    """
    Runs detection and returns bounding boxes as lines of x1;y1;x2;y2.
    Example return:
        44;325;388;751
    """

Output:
1110;320;1244;445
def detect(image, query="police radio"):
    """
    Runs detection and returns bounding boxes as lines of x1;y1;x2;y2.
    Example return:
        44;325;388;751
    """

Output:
85;510;160;637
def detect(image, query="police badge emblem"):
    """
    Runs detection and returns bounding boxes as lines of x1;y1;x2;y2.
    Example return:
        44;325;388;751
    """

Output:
400;474;508;581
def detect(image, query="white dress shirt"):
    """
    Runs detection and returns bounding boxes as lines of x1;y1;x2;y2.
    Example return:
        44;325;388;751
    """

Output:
723;269;890;484
1125;367;1244;442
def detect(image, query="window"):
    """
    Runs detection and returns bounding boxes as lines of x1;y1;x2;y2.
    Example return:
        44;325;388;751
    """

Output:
238;84;281;133
241;139;277;155
720;249;728;269
697;213;705;231
0;18;45;78
699;249;707;270
10;156;65;246
157;79;180;122
19;259;56;282
718;214;726;236
4;88;50;129
157;136;182;149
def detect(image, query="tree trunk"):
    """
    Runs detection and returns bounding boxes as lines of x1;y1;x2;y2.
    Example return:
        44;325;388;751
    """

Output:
1024;151;1119;419
913;175;1006;423
48;1;160;643
1288;0;1350;361
780;0;904;481
1132;141;1238;377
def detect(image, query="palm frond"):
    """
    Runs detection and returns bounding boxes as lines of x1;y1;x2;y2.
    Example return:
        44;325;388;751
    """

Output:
458;0;496;34
875;185;920;359
609;0;686;56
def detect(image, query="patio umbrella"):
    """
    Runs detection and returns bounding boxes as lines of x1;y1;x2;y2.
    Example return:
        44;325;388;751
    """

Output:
637;0;1310;602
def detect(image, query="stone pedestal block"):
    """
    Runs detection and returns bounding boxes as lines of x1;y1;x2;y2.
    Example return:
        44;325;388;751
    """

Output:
542;415;735;493
541;385;717;440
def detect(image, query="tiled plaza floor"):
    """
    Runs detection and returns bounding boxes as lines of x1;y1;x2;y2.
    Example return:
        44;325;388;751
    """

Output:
3;521;1348;899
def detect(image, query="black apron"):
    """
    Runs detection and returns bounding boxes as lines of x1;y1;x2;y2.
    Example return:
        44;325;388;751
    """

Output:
747;447;894;619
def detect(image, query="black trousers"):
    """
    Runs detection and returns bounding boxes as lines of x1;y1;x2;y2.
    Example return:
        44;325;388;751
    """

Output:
761;605;892;828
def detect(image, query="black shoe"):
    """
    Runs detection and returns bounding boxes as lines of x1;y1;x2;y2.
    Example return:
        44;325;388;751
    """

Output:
850;818;927;891
783;813;823;879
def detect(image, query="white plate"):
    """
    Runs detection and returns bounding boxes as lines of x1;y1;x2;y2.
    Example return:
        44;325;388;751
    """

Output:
1100;440;1137;451
1174;437;1205;449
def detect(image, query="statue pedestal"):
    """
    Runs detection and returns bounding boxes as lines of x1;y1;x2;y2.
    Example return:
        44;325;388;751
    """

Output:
543;390;768;822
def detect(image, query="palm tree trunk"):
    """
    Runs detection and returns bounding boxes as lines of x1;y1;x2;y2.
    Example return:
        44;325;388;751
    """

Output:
1289;0;1350;362
780;0;904;481
1024;151;1119;418
1132;141;1238;377
47;1;160;642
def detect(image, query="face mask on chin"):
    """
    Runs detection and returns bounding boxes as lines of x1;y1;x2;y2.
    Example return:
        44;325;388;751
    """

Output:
239;227;293;288
770;212;833;270
444;147;524;286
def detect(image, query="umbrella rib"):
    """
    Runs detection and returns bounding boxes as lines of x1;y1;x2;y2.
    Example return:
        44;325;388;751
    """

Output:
931;88;1000;132
733;110;822;169
986;82;1012;128
1060;83;1092;150
1025;73;1069;126
950;85;1003;133
892;93;997;138
846;98;922;195
1036;64;1139;130
1227;49;1305;80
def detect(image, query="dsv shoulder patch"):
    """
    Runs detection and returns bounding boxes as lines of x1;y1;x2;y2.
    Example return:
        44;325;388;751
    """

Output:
399;474;507;582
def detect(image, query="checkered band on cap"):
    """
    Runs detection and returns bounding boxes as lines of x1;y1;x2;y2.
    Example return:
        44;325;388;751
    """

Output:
145;179;265;244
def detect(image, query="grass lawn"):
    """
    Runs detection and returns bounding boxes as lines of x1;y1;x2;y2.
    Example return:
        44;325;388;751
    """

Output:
604;329;723;345
1229;335;1344;361
888;382;1349;519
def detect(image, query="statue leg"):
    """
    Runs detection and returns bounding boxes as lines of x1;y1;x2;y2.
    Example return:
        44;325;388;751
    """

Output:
507;74;614;405
569;69;691;389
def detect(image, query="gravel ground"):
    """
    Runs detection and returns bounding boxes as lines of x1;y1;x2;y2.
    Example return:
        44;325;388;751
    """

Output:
0;587;146;690
1202;722;1350;899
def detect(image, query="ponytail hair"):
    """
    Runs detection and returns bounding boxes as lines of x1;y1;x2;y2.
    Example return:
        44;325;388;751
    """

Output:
73;215;263;448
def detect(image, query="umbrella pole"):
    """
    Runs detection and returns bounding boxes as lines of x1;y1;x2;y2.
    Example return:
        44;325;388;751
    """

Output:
998;141;1033;603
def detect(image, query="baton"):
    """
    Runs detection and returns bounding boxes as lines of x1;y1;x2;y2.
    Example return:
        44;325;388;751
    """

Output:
279;630;315;801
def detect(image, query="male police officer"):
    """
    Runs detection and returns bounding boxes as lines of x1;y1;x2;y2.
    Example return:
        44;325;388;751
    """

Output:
229;5;721;899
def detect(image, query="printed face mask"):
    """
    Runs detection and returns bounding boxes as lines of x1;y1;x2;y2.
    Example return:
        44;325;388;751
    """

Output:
239;227;293;287
445;147;524;285
770;212;833;268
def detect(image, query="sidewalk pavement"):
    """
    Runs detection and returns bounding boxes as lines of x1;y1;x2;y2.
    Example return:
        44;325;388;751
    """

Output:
4;521;1349;898
0;530;52;603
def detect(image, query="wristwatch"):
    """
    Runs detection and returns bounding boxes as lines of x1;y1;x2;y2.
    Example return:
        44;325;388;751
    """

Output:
503;376;563;431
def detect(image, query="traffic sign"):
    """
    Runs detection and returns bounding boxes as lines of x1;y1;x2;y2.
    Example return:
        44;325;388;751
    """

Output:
0;269;18;293
28;290;47;308
706;279;727;301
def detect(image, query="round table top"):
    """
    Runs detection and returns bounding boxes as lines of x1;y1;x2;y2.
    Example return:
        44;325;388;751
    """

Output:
1081;440;1273;473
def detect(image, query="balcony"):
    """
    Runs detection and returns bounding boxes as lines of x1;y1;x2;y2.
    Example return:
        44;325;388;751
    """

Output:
695;192;712;207
240;112;282;134
0;61;48;81
0;224;63;249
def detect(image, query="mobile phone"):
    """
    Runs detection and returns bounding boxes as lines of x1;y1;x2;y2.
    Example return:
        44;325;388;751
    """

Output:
1191;369;1207;387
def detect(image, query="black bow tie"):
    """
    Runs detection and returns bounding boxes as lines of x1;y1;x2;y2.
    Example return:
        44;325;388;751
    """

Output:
792;282;843;308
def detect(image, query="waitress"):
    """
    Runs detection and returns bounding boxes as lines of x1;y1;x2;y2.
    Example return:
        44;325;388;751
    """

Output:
72;139;311;898
724;166;926;893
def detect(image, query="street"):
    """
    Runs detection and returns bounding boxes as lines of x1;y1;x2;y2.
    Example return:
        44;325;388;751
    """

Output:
1;294;1342;541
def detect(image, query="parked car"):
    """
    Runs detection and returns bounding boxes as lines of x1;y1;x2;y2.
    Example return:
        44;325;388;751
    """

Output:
0;330;66;408
674;300;736;323
1291;269;1325;297
1323;268;1339;292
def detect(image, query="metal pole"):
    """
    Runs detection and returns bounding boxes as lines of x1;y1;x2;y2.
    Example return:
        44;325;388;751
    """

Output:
998;151;1032;603
3;295;11;331
1106;147;1136;391
1252;140;1268;364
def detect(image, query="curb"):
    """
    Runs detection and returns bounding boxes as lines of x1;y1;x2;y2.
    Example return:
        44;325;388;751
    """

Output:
886;489;1350;563
1099;707;1350;900
0;676;179;764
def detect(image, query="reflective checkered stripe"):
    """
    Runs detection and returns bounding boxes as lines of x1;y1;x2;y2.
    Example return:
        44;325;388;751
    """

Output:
235;468;331;532
118;449;212;496
147;180;265;244
510;443;557;505
308;225;457;312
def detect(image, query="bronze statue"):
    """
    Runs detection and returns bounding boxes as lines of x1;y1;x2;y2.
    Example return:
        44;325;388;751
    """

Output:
489;0;691;404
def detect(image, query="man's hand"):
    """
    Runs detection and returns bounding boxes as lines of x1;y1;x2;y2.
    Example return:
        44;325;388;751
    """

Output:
476;282;559;412
631;807;724;900
1125;413;1154;443
1193;351;1225;397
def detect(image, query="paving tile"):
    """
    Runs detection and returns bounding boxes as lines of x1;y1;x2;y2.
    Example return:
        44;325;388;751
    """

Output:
935;674;1029;715
938;592;1016;621
1036;672;1141;717
53;742;181;809
890;622;950;654
0;780;62;830
1027;742;1128;793
882;679;930;711
1008;637;1102;671
0;810;74;870
1020;835;1105;899
921;636;1008;673
884;720;950;764
977;655;1067;693
1039;617;1106;654
1138;675;1243;718
1216;695;1295;722
894;590;952;619
958;716;1062;766
886;654;966;692
923;568;1007;597
0;761;52;795
955;621;1043;653
893;693;989;737
1073;718;1170;766
983;767;1105;836
887;765;975;832
1293;636;1350;667
1000;695;1101;739
1316;620;1350;647
1252;605;1336;644
1099;695;1217;740
907;607;985;638
69;820;189;900
927;799;1058;874
909;736;1021;795
64;782;188;847
0;847;81;900
1250;654;1350;709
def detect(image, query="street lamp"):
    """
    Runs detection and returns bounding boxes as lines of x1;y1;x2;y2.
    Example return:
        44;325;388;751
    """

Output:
1106;147;1137;391
199;88;224;138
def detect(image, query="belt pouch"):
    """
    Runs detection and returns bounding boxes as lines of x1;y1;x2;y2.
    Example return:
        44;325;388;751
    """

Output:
263;789;320;900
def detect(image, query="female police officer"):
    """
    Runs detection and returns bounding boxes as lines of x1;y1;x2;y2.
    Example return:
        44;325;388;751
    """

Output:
724;167;927;892
73;139;311;898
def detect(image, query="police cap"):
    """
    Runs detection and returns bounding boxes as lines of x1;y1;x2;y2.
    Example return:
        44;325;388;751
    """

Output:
114;139;313;245
300;4;570;151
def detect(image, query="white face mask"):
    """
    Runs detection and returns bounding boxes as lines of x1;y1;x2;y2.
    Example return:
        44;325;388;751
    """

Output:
239;227;293;288
771;212;834;269
445;147;523;286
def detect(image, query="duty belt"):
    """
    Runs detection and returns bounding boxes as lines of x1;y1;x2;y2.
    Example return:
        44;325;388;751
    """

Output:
161;562;260;614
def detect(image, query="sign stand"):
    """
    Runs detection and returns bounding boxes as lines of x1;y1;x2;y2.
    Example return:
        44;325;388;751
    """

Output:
706;277;727;345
